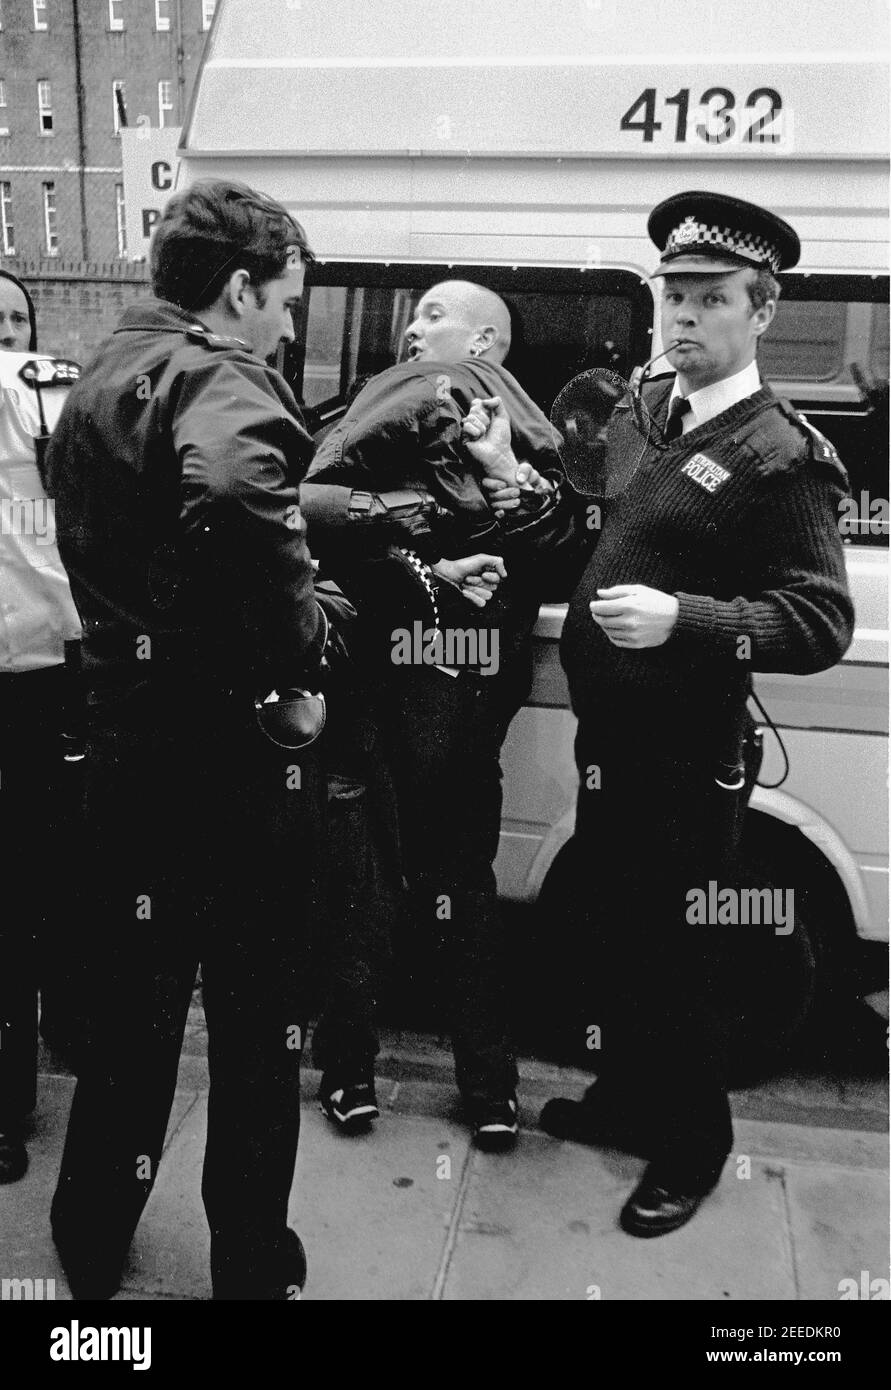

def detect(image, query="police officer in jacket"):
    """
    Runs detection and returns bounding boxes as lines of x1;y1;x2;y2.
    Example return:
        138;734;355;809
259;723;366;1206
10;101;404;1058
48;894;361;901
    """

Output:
45;180;343;1300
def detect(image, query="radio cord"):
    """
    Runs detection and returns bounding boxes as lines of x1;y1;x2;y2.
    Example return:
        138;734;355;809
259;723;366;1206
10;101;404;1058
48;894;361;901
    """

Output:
750;688;790;789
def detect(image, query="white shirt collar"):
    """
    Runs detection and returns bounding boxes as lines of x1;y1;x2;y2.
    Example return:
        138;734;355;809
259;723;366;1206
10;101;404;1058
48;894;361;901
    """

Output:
669;360;762;434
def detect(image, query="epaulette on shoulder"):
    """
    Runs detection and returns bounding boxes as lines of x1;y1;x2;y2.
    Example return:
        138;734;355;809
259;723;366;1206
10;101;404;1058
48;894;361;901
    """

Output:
774;397;841;466
748;396;850;490
183;323;250;353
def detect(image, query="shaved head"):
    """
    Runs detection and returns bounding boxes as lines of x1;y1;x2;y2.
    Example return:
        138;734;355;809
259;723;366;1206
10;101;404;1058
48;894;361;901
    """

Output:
405;280;512;365
430;281;512;358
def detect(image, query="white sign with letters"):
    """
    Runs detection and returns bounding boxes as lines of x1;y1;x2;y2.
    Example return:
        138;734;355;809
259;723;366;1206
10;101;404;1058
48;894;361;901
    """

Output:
121;127;182;260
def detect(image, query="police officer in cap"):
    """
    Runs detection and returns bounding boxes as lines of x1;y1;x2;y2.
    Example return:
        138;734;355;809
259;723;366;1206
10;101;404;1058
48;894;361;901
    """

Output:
539;191;855;1235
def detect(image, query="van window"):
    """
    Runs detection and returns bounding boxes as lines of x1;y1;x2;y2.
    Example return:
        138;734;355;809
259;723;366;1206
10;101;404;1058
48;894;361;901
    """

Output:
286;264;653;432
761;275;889;547
759;300;848;382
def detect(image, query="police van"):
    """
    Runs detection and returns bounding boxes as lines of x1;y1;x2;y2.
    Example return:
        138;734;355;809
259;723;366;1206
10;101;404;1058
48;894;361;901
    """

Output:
180;0;889;1060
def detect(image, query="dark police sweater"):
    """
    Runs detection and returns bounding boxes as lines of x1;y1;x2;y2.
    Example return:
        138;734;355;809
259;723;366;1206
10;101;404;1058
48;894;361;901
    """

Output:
560;376;855;731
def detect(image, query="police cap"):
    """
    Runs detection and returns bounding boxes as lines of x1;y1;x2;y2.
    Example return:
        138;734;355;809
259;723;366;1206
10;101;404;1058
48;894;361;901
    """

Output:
648;191;800;278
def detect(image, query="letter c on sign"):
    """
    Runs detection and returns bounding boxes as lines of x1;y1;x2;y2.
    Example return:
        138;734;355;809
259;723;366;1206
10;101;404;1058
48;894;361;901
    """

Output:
151;161;173;191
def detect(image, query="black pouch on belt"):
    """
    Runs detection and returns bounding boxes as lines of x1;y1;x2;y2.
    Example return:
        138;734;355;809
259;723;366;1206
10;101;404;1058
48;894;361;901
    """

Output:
709;703;763;878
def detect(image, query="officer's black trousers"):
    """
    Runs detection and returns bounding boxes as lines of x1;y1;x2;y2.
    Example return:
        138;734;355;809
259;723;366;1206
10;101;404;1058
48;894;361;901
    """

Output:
570;697;754;1187
0;664;84;1131
313;663;523;1103
50;682;321;1300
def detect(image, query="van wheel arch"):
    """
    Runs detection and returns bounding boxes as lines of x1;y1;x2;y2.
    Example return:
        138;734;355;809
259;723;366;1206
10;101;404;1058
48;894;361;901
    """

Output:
728;809;855;1080
530;811;857;1082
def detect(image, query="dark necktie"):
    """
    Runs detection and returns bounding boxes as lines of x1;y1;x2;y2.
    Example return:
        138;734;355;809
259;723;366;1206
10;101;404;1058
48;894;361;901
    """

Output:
664;394;691;441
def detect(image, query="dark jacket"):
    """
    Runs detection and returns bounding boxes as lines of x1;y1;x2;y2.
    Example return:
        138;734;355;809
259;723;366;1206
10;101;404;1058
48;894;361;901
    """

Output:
305;357;561;550
45;298;324;697
301;357;568;678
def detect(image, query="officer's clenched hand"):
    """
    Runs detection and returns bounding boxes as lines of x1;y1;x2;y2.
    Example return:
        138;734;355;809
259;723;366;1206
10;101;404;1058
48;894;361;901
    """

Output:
433;553;507;608
589;585;680;648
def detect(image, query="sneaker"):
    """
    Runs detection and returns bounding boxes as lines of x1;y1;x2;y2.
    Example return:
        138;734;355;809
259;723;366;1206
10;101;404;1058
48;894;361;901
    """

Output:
318;1079;380;1135
469;1096;519;1152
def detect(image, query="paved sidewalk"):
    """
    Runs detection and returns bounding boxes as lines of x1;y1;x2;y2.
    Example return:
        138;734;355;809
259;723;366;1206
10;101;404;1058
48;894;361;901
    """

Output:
2;1025;887;1302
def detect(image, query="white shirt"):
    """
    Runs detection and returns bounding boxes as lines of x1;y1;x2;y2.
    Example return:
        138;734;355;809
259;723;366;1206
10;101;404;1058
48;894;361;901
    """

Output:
668;360;762;435
0;351;82;672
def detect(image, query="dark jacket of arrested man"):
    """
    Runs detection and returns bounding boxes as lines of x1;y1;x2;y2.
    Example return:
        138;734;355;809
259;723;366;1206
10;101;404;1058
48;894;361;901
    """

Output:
532;192;855;1239
43;180;347;1301
304;345;564;685
299;281;566;1148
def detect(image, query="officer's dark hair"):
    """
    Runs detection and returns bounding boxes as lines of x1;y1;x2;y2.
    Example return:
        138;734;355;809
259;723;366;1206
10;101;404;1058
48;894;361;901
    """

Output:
150;179;314;312
745;266;781;314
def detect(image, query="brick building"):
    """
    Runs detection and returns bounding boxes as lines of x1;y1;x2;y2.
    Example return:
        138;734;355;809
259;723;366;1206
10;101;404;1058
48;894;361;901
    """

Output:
0;0;216;262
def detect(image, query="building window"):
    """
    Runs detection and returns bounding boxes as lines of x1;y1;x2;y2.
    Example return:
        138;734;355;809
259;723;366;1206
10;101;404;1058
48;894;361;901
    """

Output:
158;80;173;128
33;0;48;32
0;182;14;255
42;181;58;256
37;80;53;134
202;0;217;30
0;81;7;138
154;0;170;32
108;0;124;31
112;80;126;134
115;183;127;258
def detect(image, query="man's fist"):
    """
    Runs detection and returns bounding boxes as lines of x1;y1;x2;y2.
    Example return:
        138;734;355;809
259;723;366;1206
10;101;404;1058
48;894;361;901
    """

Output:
433;553;507;608
461;396;518;486
589;585;680;648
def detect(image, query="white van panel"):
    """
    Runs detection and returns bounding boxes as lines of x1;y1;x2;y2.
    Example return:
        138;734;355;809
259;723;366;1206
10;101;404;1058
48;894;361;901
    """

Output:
186;0;888;162
180;153;887;274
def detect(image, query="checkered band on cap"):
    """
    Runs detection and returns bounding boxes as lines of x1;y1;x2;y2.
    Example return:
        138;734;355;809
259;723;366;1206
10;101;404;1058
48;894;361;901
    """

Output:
665;215;781;272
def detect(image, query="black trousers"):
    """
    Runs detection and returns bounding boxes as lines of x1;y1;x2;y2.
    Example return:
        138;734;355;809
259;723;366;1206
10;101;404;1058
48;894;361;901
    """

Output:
0;664;84;1130
310;709;402;1083
50;680;323;1300
570;698;757;1187
313;661;527;1102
